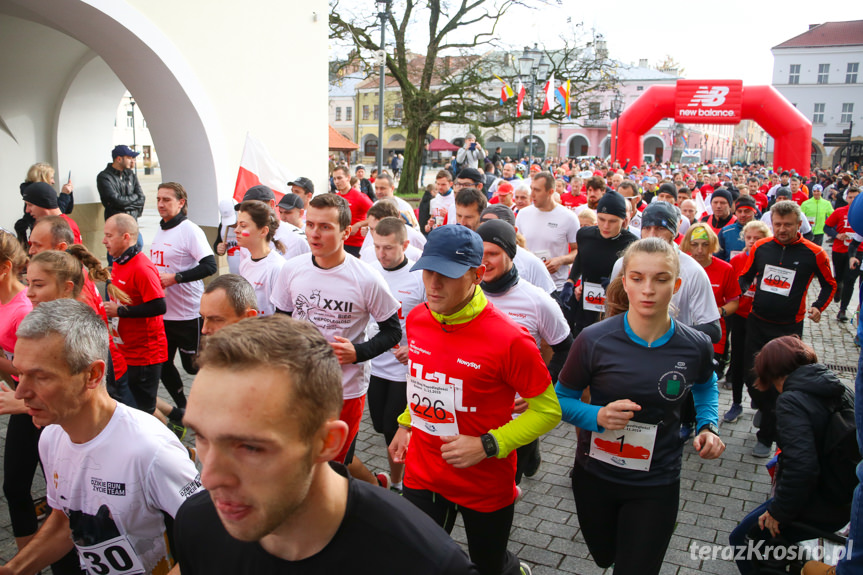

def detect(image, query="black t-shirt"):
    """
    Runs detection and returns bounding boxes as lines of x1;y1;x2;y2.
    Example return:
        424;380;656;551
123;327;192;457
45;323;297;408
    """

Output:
174;463;478;574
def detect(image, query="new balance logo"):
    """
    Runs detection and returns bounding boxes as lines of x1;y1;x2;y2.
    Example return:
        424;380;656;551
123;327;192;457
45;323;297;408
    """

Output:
687;86;729;107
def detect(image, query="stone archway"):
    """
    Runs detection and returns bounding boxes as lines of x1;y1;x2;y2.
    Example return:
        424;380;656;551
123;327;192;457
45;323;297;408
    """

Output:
568;135;589;157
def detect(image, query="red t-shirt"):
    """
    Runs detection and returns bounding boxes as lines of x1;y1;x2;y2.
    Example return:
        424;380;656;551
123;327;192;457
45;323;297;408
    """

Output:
792;191;809;206
730;251;754;318
702;256;741;354
825;206;853;253
559;193;587;210
753;192;769;212
61;214;82;244
403;302;551;512
80;274;127;378
110;253;168;366
338;188;373;248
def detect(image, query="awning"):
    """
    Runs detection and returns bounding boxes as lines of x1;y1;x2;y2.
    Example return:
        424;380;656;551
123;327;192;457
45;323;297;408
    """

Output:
428;138;459;152
329;126;359;151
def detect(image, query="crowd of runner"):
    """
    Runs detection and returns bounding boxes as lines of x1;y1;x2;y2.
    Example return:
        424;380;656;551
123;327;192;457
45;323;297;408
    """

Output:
0;140;861;574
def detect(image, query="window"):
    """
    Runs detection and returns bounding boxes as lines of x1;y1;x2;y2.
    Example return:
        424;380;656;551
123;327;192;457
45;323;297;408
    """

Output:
847;63;859;84
588;102;601;120
373;105;380;121
126;110;134;128
841;103;854;124
813;103;825;124
335;107;341;121
817;63;829;84
362;105;370;120
346;107;352;121
393;103;403;119
636;86;644;91
788;64;800;84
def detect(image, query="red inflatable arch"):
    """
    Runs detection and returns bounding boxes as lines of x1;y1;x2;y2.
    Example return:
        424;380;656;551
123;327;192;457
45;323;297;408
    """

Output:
611;80;813;176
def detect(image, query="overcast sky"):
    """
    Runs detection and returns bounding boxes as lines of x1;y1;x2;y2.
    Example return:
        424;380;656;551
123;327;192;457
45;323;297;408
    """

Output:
338;1;861;85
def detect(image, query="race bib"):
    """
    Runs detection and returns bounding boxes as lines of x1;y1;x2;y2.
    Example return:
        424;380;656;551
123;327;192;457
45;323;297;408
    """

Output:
534;249;551;262
589;421;658;472
760;264;795;297
77;535;146;575
109;317;124;345
583;281;606;312
407;373;458;436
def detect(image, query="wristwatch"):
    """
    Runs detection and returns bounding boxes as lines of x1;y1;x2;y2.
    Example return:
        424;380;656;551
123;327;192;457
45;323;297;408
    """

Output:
480;433;499;458
697;423;720;437
174;272;184;284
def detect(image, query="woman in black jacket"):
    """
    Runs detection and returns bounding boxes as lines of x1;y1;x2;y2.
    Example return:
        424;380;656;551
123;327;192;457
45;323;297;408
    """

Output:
729;336;853;574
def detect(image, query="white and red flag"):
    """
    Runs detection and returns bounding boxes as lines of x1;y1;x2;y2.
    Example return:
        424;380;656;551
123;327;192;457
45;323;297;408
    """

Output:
541;72;555;115
233;133;295;203
516;80;526;118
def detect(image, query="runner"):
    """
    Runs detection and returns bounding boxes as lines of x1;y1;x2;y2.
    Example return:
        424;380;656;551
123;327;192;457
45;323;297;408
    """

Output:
716;196;758;261
556;237;724;575
426;170;456;231
174;316;477;574
236;200;286;316
214;199;241;274
332;166;373;257
389;225;561;575
824;186;861;321
4;299;201;575
199;274;259;336
359;200;424;263
149;182;217;416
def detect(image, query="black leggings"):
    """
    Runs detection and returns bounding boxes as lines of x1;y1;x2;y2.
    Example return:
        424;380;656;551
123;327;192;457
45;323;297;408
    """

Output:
161;318;202;409
403;487;520;575
571;464;680;575
727;313;748;405
367;375;407;446
3;414;41;537
127;363;163;415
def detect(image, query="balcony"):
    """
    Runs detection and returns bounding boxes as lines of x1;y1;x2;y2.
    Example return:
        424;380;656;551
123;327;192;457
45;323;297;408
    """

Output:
581;117;609;128
387;118;402;127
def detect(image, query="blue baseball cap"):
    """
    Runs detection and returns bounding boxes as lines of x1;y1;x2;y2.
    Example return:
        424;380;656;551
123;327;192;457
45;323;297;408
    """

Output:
411;225;483;279
111;144;139;159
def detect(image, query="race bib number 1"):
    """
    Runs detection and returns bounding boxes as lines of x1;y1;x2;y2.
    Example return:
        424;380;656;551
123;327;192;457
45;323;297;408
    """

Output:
78;535;145;575
407;373;459;436
582;281;606;313
589;421;658;472
760;264;795;297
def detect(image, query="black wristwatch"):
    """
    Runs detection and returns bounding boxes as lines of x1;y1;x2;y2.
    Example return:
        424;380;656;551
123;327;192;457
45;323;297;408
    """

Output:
174;272;184;284
698;423;720;437
480;433;499;458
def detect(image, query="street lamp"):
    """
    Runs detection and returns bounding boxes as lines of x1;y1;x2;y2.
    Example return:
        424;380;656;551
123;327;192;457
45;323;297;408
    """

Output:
610;92;623;166
376;0;391;175
518;44;549;165
128;96;138;175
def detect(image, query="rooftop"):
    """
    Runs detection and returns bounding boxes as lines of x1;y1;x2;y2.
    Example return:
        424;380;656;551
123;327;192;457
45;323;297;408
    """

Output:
773;20;863;49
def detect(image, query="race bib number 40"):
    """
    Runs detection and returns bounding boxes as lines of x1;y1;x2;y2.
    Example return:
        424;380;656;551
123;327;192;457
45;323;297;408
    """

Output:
407;373;459;436
78;535;145;575
583;281;606;313
589;422;658;472
760;264;795;297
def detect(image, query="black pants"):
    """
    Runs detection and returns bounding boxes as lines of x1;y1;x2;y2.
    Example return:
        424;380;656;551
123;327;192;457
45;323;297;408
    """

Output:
727;313;748;405
743;315;803;446
367;375;407;446
571;464;680;575
345;244;361;258
403;487;520;575
127;363;163;414
3;414;41;537
812;233;824;247
515;439;540;485
161;318;202;409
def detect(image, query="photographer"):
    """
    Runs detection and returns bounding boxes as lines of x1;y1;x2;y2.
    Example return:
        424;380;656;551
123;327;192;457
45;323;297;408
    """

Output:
457;133;485;170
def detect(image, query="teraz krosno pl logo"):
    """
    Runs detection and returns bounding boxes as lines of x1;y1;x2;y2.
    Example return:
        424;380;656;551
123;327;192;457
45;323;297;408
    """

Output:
679;86;734;117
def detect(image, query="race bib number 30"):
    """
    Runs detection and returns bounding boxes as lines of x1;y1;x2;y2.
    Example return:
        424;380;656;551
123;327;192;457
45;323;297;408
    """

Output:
589;421;658;472
760;264;795;297
78;535;145;575
583;281;606;313
407;373;459;436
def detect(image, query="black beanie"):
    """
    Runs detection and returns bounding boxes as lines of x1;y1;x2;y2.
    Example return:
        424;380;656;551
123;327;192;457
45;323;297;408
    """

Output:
477;220;517;260
710;188;733;206
657;182;678;202
22;182;58;210
596;190;628;220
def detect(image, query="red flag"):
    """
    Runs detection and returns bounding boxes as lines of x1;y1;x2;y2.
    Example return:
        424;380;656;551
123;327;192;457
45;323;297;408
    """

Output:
541;72;555;115
233;133;295;203
516;80;526;118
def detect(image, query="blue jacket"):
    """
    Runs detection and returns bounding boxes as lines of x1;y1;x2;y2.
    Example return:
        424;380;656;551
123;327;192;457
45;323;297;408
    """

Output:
717;222;745;261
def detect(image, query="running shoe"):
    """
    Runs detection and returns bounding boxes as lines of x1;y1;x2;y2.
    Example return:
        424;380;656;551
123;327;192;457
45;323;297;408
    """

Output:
376;472;391;489
723;403;743;423
752;441;773;458
167;420;187;441
520;562;532;575
838;310;849;322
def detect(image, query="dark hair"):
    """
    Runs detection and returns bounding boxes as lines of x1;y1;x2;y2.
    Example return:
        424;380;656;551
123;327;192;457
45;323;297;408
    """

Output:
533;171;554;192
367;199;400;220
332;165;350;178
309;193;351;230
238;200;285;254
33;215;74;246
754;335;818;392
158;182;189;216
204;274;259;315
374;217;407;243
455;187;488;211
617;180;638;195
586;176;606;191
436;170;453;182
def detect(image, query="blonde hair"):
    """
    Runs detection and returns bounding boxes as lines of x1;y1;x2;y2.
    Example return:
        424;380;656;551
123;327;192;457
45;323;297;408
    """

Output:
741;220;771;242
578;210;597;227
0;230;29;275
30;247;131;304
680;222;719;254
26;162;54;184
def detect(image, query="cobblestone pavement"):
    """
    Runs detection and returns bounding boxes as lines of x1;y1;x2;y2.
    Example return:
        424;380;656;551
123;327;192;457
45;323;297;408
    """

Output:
0;202;857;574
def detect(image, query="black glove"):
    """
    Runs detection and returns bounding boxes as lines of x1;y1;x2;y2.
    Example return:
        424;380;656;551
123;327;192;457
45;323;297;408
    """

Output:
559;282;575;311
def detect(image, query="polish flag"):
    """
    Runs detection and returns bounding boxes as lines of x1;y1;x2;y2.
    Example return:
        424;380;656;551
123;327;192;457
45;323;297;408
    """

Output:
516;80;526;118
233;133;295;203
541;72;555;115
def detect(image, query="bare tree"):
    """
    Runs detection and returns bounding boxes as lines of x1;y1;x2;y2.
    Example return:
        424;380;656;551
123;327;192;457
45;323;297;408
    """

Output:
330;0;618;195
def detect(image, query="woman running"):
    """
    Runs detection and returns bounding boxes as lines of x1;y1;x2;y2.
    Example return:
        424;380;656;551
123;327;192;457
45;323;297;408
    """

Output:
237;200;286;316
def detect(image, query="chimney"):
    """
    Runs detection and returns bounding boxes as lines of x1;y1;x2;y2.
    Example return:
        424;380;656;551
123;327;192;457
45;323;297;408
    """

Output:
639;58;648;68
809;23;820;30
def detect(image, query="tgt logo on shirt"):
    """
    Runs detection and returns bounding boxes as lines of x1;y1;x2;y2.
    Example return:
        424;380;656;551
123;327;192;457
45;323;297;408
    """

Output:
410;362;477;413
90;478;126;496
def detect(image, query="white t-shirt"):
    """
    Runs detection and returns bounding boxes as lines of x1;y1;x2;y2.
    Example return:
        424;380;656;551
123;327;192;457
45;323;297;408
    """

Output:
760;210;812;234
513;246;556;294
367;259;426;382
239;249;286;316
429;192;457;226
282;221;306;237
515;204;580;289
40;403;201;575
611;249;720;327
359;234;423;265
270;254;401;399
406;225;427;250
150;219;213;321
275;223;311;260
484;280;570;348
